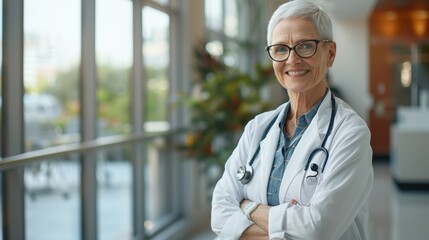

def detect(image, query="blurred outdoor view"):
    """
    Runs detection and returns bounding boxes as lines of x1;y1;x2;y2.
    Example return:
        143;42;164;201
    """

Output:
0;0;171;239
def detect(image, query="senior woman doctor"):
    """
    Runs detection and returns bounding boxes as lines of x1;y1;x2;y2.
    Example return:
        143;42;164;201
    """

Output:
211;1;373;239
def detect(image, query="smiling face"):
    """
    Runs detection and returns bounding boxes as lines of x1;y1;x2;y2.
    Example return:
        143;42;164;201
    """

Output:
271;17;336;95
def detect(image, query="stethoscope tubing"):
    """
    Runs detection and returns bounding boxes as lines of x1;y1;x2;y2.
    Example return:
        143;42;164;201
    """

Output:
238;93;336;185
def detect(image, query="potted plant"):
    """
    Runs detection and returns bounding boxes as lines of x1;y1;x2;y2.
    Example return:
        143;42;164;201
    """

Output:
180;44;280;170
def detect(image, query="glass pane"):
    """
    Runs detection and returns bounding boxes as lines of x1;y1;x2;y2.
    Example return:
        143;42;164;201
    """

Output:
25;155;81;239
24;0;81;152
142;7;170;132
96;0;132;137
224;0;238;37
97;145;132;240
205;0;222;32
144;137;175;235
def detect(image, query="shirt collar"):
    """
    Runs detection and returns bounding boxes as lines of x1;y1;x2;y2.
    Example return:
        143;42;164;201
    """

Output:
278;90;327;130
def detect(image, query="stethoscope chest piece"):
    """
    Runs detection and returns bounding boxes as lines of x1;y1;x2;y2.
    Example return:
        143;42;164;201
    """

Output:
236;165;253;185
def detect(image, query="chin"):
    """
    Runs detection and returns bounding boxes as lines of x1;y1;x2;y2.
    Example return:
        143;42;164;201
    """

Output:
284;84;310;94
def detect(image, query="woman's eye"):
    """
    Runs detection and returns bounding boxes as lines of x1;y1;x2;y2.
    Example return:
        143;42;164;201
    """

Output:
299;42;314;50
275;46;288;53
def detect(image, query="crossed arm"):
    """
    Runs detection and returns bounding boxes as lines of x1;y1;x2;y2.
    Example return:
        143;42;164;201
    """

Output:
239;199;298;239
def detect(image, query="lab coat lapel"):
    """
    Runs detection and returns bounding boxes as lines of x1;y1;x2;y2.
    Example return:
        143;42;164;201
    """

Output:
255;105;286;205
278;92;333;202
258;125;280;204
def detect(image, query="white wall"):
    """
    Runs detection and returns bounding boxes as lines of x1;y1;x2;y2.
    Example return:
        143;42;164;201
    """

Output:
330;18;373;122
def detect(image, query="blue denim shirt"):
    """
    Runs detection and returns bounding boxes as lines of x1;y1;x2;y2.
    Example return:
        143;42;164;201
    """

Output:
266;100;322;206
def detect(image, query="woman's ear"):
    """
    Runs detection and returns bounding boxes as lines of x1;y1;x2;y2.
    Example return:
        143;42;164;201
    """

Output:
328;41;337;67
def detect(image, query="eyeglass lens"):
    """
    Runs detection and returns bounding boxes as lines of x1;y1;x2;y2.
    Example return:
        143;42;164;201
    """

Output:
269;40;318;61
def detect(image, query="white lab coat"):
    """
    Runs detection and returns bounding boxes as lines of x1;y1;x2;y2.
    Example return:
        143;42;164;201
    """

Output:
211;91;373;240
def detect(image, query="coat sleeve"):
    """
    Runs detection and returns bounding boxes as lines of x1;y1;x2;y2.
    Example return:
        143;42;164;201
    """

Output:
268;120;374;240
211;120;257;239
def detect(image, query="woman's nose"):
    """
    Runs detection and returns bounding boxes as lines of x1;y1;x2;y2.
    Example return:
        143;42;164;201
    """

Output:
286;50;302;64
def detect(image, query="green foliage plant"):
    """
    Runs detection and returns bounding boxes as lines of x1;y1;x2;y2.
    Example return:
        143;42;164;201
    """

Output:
181;44;277;168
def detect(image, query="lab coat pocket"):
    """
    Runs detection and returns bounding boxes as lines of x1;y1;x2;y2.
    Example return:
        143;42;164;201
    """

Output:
300;173;320;206
299;149;327;205
283;170;304;204
284;170;321;206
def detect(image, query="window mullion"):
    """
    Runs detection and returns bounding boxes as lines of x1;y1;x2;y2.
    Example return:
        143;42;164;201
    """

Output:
132;0;145;239
1;0;25;239
80;0;97;239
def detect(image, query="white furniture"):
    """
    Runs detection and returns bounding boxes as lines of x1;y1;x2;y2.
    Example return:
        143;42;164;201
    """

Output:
391;107;429;189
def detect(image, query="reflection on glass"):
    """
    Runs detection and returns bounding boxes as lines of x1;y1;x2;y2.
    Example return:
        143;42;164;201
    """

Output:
97;145;132;240
24;0;81;151
96;0;132;137
25;155;81;239
143;7;170;132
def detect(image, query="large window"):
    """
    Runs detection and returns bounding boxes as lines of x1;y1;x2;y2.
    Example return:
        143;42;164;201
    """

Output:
23;0;81;238
25;155;81;240
204;0;245;68
205;0;222;32
204;0;269;71
142;6;170;131
96;0;132;137
96;0;133;239
2;0;187;238
24;0;81;151
142;6;176;234
97;145;132;240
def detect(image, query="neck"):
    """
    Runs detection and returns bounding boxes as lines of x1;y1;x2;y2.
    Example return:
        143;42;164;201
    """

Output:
287;85;327;123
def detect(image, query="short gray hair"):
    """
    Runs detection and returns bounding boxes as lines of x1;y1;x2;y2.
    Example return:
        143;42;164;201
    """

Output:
267;0;333;46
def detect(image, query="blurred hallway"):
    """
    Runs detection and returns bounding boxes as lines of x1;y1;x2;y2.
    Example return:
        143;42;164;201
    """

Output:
369;161;429;240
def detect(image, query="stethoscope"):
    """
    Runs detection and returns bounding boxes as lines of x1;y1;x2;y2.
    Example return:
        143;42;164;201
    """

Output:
236;93;336;185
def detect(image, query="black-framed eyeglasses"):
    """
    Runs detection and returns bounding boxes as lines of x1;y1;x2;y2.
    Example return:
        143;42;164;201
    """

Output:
265;39;332;62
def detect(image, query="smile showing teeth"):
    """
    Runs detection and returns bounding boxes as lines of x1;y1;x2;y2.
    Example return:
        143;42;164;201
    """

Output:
287;70;307;76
